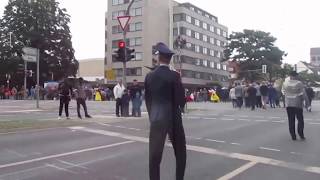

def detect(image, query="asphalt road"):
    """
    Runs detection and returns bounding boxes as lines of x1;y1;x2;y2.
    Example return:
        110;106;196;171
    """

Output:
0;100;320;180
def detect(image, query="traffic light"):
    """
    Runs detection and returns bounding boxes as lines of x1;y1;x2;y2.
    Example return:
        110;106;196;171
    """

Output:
113;41;126;62
262;65;267;74
126;48;135;62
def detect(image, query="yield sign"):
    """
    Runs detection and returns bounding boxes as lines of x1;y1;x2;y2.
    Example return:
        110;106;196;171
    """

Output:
117;16;131;31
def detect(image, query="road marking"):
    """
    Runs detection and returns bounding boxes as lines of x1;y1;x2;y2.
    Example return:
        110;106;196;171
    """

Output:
46;163;78;174
128;127;142;131
203;117;217;120
56;159;89;170
0;109;44;114
259;147;281;152
271;120;285;123
253;116;264;118
96;122;111;127
205;139;226;143
224;115;235;117
0;165;46;178
308;122;320;125
221;118;235;121
290;152;303;155
255;120;268;122
239;115;249;118
269;117;281;119
230;143;241;146
5;149;27;158
238;119;251;122
0;141;134;169
70;126;320;175
217;161;257;180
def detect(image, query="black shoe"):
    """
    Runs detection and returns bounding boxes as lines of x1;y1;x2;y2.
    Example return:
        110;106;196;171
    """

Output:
300;136;306;141
116;115;120;117
85;115;92;118
78;116;82;119
292;137;297;141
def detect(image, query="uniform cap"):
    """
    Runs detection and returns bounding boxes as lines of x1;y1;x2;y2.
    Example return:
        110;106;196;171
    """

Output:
155;42;175;55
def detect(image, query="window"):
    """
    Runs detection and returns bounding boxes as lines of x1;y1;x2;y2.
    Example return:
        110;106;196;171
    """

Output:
210;49;214;57
186;15;192;23
134;52;143;61
195;32;200;39
197;10;202;14
190;7;194;11
210;37;214;44
223;31;227;38
210;61;215;68
217;28;221;35
127;67;142;76
112;0;125;5
203;22;207;30
210;26;215;33
223;64;227;71
203;35;208;42
203;47;207;55
217;63;221;70
203;60;208;67
135;7;142;16
135;37;142;46
135;22;142;31
205;14;210;18
129;37;142;46
217;52;222;58
195;45;200;53
195;19;200;26
129;22;142;32
112;10;125;20
216;40;221;46
186;42;192;48
195;72;201;79
173;14;182;22
186;29;192;37
196;59;201;66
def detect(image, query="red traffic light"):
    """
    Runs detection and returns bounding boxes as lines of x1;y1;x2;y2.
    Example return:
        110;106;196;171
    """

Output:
118;41;125;48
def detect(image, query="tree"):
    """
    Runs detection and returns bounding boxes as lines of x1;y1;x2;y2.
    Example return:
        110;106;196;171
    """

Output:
223;29;286;80
0;0;78;87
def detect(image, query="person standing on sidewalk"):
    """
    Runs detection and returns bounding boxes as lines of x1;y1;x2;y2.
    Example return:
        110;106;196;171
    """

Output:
283;71;310;141
129;79;143;117
74;78;92;119
58;79;72;120
113;79;125;117
145;42;186;180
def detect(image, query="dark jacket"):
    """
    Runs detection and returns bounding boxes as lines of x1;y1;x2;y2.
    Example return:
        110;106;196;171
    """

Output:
145;66;185;124
260;85;269;96
129;84;142;99
247;86;257;98
305;87;315;100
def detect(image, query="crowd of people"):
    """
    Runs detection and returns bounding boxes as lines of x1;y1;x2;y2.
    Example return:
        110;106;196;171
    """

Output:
0;85;36;100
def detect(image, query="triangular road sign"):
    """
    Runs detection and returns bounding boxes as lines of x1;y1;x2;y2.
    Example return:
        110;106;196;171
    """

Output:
117;16;131;31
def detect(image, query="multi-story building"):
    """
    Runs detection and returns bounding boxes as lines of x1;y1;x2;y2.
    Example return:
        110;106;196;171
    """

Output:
105;0;229;87
310;47;320;66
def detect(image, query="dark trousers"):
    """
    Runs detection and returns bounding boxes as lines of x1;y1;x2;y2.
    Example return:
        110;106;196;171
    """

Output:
149;116;186;180
286;107;304;139
59;98;69;117
236;97;243;108
77;98;89;117
121;103;129;117
116;98;122;116
256;96;262;108
249;96;256;110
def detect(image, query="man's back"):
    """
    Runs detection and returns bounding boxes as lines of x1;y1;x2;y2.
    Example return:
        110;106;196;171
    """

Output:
145;66;184;123
235;86;243;98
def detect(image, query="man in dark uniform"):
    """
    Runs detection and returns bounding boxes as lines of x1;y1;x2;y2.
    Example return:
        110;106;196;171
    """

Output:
145;42;186;180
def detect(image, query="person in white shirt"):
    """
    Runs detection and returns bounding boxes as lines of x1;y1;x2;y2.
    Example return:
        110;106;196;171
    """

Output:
113;79;125;117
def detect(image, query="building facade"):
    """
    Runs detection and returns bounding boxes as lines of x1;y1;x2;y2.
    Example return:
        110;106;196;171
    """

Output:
105;0;229;87
310;47;320;66
78;58;104;82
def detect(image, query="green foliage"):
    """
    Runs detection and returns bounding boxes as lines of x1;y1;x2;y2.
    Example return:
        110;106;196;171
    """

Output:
0;0;78;87
223;29;286;80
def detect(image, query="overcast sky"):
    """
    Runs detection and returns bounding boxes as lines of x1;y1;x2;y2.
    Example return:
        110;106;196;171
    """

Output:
1;0;319;64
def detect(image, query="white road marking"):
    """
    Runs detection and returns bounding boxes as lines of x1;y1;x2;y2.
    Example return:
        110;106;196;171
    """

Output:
224;115;236;117
217;161;257;180
259;147;281;152
70;127;320;175
253;116;264;118
269;117;281;119
255;120;268;122
128;127;142;131
56;159;89;170
221;118;235;121
308;122;320;125
290;152;304;155
0;165;46;178
0;109;44;114
230;143;241;146
238;119;251;122
239;115;249;118
203;117;217;120
193;137;202;140
96;122;111;127
0;141;134;169
46;163;78;174
271;120;285;123
205;139;226;143
5;149;27;158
